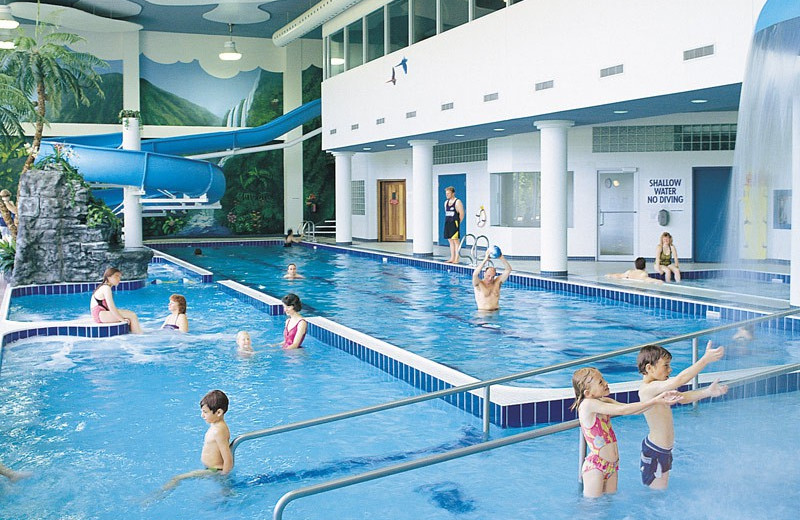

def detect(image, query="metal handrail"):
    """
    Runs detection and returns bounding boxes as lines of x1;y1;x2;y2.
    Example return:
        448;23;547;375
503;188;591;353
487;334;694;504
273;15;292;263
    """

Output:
457;233;476;265
298;220;316;242
272;361;800;519
473;234;490;263
230;307;800;454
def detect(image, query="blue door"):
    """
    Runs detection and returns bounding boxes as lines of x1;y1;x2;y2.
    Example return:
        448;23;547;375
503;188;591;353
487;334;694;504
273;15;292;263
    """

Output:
693;167;731;262
437;174;467;246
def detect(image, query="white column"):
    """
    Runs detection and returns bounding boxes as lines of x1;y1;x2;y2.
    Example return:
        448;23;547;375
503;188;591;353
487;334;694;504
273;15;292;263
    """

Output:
121;117;143;249
409;139;438;256
332;151;354;245
121;31;140;112
791;95;800;305
283;41;304;232
534;120;574;276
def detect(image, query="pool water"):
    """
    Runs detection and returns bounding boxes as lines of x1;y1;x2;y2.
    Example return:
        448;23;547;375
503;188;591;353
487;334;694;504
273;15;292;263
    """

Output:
685;275;789;300
1;315;796;520
154;245;800;385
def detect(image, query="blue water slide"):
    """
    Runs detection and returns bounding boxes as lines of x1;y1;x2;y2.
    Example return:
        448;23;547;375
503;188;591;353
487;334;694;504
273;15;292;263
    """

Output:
40;99;322;204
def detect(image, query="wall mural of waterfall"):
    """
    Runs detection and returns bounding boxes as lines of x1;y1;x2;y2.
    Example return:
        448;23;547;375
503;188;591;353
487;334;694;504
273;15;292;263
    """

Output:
725;5;800;304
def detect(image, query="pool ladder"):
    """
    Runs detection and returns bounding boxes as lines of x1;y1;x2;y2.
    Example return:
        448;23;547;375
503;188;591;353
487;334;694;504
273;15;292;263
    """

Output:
298;220;316;242
458;233;492;267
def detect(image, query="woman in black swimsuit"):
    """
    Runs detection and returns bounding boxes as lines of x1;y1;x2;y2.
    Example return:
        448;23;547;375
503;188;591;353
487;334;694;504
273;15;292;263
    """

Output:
161;294;189;332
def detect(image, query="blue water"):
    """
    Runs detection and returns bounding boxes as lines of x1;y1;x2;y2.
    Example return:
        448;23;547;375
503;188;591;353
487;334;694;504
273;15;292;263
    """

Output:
685;276;789;300
150;245;800;385
0;316;797;520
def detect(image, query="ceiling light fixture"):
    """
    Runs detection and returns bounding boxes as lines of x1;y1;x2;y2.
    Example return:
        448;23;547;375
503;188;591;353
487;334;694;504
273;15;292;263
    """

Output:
454;133;465;137
0;5;19;30
219;24;242;61
613;110;628;114
386;144;395;147
690;99;707;104
493;128;505;132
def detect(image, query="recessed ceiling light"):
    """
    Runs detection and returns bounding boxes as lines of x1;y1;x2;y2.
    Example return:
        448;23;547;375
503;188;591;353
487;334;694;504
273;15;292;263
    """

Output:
613;110;628;114
386;144;395;147
493;128;505;132
454;133;465;137
330;58;345;66
362;147;371;151
690;99;708;104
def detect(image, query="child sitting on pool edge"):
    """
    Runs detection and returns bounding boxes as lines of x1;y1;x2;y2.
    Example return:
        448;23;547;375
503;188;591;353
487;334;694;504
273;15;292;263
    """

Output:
162;389;233;490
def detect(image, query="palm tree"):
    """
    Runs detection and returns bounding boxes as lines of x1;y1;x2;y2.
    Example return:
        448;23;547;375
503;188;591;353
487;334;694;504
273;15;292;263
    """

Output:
0;73;34;234
0;23;107;176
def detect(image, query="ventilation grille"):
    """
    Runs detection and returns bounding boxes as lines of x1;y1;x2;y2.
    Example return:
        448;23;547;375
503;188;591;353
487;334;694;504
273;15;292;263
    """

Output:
600;64;624;77
441;102;454;111
351;123;359;130
376;117;385;125
483;92;499;102
406;111;416;119
329;129;337;135
683;44;715;61
535;80;554;91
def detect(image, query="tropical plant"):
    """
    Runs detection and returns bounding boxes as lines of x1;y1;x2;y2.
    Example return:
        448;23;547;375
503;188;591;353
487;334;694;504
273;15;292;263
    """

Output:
87;196;121;241
0;22;107;180
0;73;35;139
0;238;15;274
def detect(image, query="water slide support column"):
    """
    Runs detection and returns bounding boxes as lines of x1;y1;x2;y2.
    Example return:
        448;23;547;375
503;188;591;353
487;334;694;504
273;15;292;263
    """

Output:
332;151;354;245
121;118;143;249
791;94;800;305
409;140;437;256
534;120;574;276
283;41;304;233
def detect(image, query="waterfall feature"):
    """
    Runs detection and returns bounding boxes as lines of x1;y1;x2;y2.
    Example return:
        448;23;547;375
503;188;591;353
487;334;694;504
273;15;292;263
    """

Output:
225;69;262;128
726;6;800;303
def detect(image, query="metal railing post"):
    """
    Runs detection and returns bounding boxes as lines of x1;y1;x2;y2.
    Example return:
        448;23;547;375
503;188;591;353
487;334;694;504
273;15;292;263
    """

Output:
692;337;699;410
483;386;491;437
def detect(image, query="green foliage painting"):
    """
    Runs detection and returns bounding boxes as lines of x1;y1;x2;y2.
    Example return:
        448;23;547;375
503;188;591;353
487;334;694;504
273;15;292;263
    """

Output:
48;72;122;124
302;65;334;225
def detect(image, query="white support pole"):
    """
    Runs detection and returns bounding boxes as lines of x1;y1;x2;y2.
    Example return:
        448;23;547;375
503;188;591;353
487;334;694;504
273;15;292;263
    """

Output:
283;40;304;233
409;139;437;256
332;151;354;245
534;120;574;276
121;117;143;249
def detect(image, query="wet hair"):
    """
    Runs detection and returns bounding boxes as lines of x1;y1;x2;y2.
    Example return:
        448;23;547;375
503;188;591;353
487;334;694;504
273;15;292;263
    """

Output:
570;367;601;411
0;189;10;198
445;186;455;194
282;293;302;312
637;345;672;375
286;229;293;236
97;267;121;290
194;248;202;255
287;263;297;269
659;232;673;245
200;389;229;413
634;257;646;270
170;294;187;314
236;330;250;343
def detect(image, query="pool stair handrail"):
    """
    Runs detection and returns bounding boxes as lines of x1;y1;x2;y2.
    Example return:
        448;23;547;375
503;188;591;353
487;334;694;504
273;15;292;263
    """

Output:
298;221;316;242
272;359;800;520
457;234;491;267
230;307;800;455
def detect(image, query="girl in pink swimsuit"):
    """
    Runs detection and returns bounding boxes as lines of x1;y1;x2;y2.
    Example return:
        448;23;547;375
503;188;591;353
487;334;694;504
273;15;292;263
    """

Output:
281;293;306;349
90;267;143;334
570;367;680;498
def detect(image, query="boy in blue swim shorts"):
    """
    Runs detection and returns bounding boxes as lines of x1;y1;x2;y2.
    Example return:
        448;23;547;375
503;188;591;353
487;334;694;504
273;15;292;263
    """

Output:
637;342;728;489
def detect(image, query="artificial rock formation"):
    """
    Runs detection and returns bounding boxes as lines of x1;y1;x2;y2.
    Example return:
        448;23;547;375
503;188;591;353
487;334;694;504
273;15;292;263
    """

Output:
12;165;152;285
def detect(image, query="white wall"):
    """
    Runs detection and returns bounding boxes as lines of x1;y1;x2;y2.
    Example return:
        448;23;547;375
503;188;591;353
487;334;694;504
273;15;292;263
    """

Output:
322;0;763;150
351;111;743;260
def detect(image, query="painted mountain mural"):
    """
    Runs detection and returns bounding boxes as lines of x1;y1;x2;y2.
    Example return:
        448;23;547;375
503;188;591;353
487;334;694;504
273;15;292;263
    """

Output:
47;72;123;124
140;78;222;126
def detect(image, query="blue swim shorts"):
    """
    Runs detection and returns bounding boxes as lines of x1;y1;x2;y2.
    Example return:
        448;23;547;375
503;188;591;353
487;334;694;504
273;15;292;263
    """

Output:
640;437;673;486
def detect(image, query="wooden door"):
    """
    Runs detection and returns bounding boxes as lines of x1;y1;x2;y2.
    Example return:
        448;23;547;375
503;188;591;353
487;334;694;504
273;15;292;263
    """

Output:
379;180;406;241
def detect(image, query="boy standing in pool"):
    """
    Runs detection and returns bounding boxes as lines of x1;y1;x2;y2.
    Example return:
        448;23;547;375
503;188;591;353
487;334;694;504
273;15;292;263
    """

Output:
163;389;233;490
637;342;728;490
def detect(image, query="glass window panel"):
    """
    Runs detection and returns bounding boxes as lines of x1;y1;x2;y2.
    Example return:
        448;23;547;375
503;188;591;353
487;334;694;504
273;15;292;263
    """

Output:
490;171;573;228
441;0;469;33
475;0;506;19
346;19;363;69
388;0;409;53
366;9;385;62
329;30;345;76
412;0;436;43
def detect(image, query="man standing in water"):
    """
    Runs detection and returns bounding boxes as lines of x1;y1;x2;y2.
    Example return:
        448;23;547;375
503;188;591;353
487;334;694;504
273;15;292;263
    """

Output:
472;249;512;311
443;186;465;264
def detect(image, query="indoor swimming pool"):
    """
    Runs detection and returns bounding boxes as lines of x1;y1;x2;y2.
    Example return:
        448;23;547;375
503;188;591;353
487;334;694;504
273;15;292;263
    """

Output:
150;244;800;385
0;308;796;520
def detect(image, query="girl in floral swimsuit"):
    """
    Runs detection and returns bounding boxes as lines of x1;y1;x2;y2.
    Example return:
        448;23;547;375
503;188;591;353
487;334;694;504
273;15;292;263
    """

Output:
570;367;680;498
